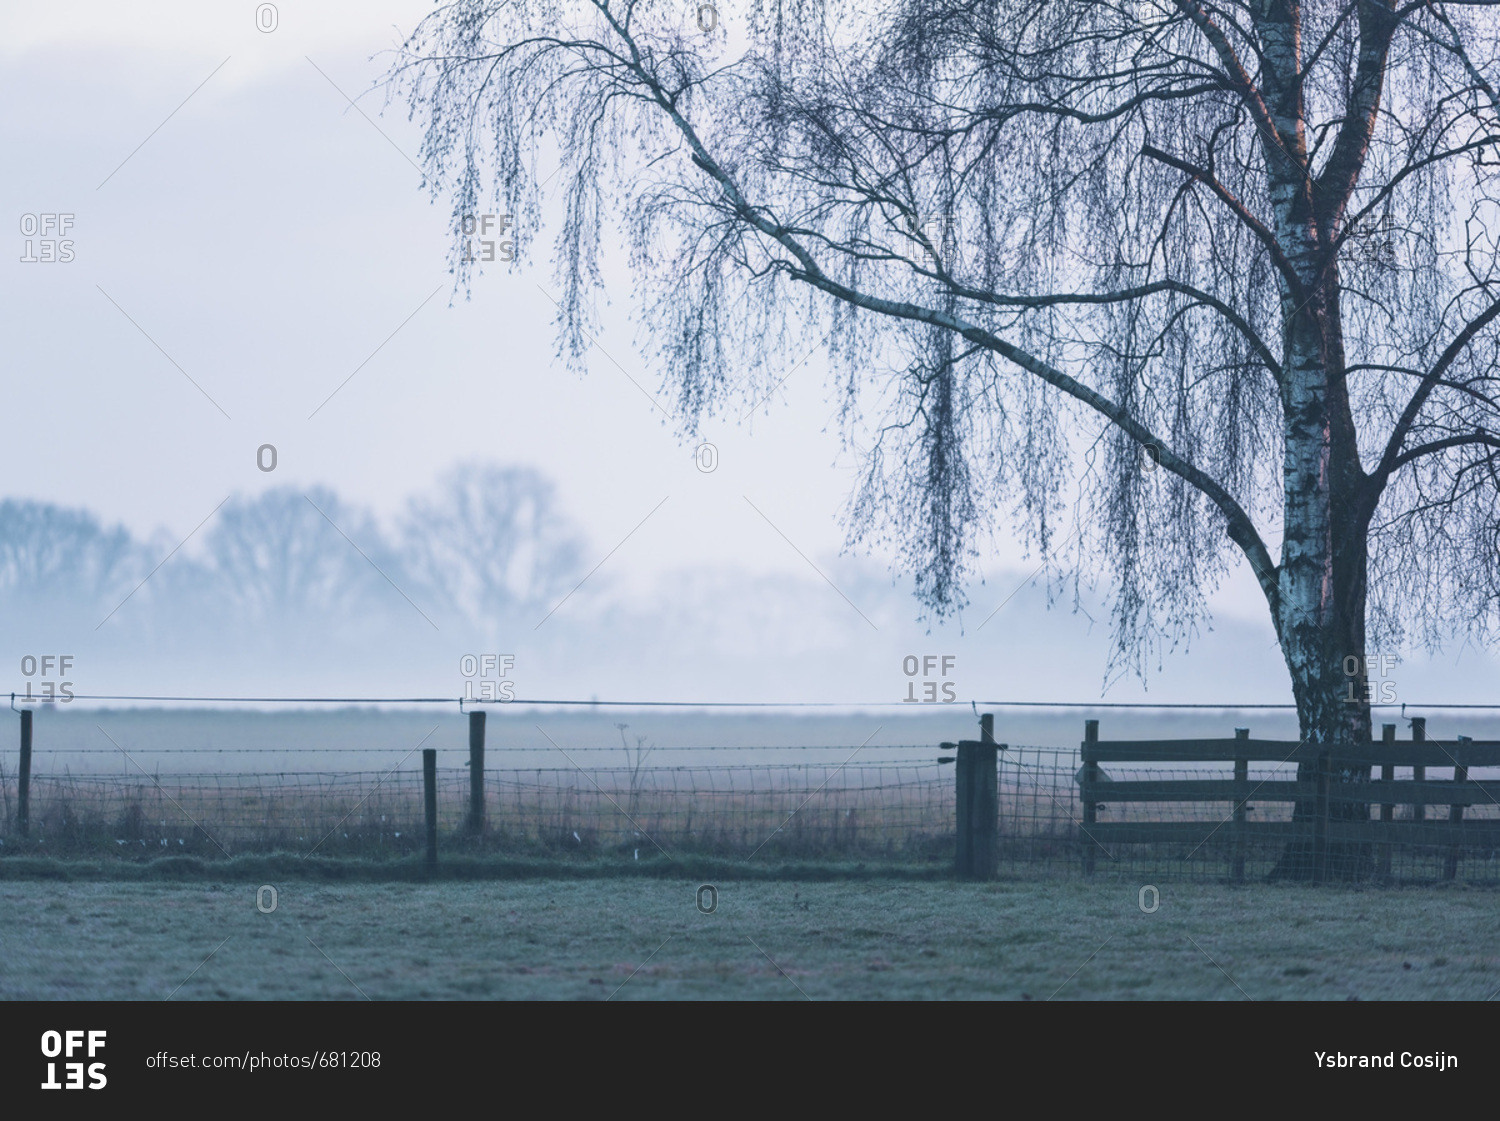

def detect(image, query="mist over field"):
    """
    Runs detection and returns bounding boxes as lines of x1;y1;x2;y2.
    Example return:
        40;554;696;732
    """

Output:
4;3;1497;719
4;485;1496;715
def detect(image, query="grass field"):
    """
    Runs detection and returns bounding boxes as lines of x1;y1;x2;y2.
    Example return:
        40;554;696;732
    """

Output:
2;877;1497;999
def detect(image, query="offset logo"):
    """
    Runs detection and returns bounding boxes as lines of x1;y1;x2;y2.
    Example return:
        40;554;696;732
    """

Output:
901;654;956;703
40;1030;106;1090
460;654;516;702
458;214;515;264
20;213;76;263
18;654;75;703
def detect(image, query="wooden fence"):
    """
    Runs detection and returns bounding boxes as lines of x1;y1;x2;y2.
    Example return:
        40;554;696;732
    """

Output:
1077;717;1500;883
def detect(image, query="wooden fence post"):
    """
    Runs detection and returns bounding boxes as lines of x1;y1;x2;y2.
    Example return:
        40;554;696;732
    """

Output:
1081;719;1099;876
18;708;32;837
1445;735;1470;882
954;713;998;880
1231;728;1248;883
1312;748;1331;885
976;714;997;878
1379;723;1396;879
423;747;438;870
954;739;971;876
1411;717;1426;825
467;710;486;835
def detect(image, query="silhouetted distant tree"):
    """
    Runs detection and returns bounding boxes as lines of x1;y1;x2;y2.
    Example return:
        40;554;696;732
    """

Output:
0;499;141;619
400;463;585;629
197;487;418;627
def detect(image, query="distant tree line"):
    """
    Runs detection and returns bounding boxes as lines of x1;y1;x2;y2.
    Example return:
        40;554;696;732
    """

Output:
0;464;585;641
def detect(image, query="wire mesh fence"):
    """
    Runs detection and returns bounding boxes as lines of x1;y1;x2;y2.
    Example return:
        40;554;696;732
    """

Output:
6;743;1500;882
0;762;956;862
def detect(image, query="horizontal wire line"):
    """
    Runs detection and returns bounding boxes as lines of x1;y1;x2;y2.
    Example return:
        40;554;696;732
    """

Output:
12;692;1500;710
26;744;942;755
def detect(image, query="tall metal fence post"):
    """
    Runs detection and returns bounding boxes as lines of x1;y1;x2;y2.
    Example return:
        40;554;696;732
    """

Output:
1231;728;1248;883
18;708;32;837
468;710;486;835
423;748;438;870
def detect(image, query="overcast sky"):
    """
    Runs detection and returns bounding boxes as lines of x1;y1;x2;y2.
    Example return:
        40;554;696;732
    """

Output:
2;1;1495;710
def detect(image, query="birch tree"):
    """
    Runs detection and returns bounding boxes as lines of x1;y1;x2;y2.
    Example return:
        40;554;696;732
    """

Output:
387;0;1500;876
